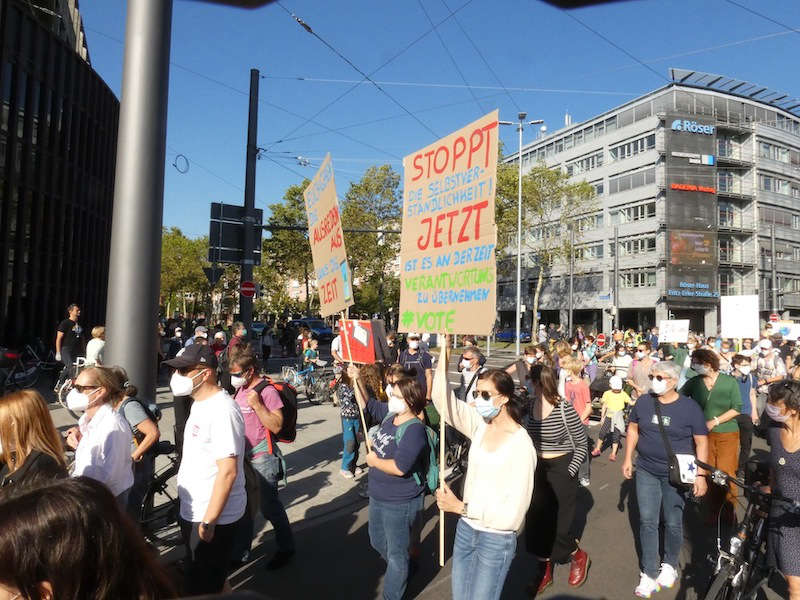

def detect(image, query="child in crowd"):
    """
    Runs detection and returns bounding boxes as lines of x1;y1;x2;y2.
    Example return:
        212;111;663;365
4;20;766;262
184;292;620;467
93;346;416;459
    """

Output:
592;375;631;461
303;338;320;371
337;368;363;480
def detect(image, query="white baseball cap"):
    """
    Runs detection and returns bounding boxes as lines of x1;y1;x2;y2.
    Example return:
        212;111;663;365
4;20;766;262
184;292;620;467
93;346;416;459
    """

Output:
758;339;772;350
609;375;623;390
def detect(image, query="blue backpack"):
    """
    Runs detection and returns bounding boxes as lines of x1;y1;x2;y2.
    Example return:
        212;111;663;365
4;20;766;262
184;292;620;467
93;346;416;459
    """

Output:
382;413;439;494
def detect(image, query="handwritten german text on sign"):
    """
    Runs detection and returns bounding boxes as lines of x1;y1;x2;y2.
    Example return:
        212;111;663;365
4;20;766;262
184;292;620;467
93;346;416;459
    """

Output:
303;154;354;317
399;111;499;335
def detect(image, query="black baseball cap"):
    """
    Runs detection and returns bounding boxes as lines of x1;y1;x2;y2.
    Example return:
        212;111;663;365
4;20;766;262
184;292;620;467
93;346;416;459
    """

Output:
164;343;218;370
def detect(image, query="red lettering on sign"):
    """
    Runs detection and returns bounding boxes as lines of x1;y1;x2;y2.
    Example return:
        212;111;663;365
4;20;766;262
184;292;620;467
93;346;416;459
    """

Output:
409;121;498;181
312;205;341;244
321;277;339;305
416;200;489;250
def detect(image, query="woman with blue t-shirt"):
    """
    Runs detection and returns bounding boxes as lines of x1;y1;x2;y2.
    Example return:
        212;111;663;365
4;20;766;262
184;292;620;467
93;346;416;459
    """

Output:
349;364;428;600
622;360;709;599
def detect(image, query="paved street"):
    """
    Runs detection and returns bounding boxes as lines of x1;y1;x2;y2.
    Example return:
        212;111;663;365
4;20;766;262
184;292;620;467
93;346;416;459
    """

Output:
41;346;788;599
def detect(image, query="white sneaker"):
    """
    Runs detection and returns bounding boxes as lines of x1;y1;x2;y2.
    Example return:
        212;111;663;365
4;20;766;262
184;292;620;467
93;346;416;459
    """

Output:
634;573;660;598
655;563;678;589
579;477;591;487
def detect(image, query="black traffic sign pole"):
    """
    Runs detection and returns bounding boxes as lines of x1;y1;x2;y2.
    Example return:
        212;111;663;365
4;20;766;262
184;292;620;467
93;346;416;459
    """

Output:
240;69;259;327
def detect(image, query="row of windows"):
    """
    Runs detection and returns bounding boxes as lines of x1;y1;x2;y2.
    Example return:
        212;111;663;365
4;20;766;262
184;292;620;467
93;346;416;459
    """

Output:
523;116;619;165
608;166;656;195
611;200;657;224
574;235;658;261
759;206;800;229
609;134;656;161
565;151;604;176
621;271;656;288
758;174;800;197
575;212;604;232
758;141;800;165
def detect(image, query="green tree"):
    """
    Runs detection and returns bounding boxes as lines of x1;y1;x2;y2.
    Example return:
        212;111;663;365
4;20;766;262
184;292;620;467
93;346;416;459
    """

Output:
160;227;208;317
496;163;596;333
340;165;402;317
263;181;314;314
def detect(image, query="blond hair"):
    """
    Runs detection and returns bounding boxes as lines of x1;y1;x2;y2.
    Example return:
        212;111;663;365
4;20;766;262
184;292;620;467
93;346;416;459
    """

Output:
82;366;125;406
561;356;583;376
91;325;105;339
0;390;66;472
554;341;572;358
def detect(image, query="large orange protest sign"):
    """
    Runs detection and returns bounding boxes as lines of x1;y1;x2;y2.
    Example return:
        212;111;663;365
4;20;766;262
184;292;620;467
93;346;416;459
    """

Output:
399;111;499;335
303;154;354;317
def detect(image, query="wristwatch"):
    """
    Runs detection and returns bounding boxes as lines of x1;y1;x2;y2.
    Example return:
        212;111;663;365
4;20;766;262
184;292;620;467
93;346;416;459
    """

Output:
201;521;213;529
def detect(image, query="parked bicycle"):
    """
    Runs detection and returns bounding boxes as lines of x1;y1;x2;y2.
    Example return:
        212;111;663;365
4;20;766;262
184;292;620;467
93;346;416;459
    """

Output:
56;357;87;420
0;347;40;392
282;364;335;404
700;458;800;600
137;440;180;546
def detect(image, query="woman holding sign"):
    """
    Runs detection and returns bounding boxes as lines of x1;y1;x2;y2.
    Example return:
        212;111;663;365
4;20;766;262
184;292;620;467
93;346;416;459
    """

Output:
432;353;535;600
349;365;428;600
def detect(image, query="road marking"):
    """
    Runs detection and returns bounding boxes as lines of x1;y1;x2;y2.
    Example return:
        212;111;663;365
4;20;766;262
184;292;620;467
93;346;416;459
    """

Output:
599;483;609;491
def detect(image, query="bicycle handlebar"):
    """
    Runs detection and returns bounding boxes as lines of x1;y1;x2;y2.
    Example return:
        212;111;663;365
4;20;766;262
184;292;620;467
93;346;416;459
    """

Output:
695;459;800;513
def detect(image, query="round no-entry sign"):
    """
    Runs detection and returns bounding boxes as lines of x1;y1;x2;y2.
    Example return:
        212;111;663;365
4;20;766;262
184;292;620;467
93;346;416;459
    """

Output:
241;281;256;298
597;333;606;347
770;313;779;323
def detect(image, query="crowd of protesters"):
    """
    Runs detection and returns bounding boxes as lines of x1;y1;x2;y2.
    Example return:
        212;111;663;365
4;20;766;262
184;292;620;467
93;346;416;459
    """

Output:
4;306;800;600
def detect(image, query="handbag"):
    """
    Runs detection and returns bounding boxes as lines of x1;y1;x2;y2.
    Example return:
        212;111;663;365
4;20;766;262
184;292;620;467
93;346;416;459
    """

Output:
653;397;695;490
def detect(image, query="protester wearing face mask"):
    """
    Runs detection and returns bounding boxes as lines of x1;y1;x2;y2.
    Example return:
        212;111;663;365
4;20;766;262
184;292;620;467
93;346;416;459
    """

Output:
226;348;294;569
732;354;759;478
506;345;539;395
622;361;708;598
582;336;599;382
628;342;655;402
64;366;134;506
681;348;741;515
397;333;434;403
718;340;735;374
0;390;67;489
757;339;787;421
459;349;487;402
432;347;535;600
525;365;590;594
562;357;593;487
763;380;800;600
600;343;633;379
349;364;428;600
164;344;247;595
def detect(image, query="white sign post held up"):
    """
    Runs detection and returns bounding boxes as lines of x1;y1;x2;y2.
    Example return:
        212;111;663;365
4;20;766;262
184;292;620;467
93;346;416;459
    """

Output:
720;295;759;340
659;319;690;344
400;111;500;568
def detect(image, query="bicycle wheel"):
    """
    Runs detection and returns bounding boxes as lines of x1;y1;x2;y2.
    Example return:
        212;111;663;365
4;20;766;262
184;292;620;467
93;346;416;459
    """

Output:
57;380;81;421
704;565;741;600
139;461;180;546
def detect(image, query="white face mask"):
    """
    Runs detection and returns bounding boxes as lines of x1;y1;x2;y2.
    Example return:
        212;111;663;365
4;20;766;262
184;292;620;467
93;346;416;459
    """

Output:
66;387;101;413
385;383;393;399
231;375;247;389
460;359;473;370
618;351;626;357
169;370;205;397
571;345;578;351
409;340;419;350
692;364;709;375
738;365;751;376
651;378;669;395
525;356;536;364
766;403;790;423
388;395;408;415
635;351;645;359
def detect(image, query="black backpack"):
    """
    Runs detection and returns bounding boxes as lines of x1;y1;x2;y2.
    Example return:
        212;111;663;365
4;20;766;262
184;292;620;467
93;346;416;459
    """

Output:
252;378;298;444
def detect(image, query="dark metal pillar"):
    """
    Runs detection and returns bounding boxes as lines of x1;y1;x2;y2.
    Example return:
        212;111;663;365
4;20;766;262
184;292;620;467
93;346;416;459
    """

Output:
240;68;260;328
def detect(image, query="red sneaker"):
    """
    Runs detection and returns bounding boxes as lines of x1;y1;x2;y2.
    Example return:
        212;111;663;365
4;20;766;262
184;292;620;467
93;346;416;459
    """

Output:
528;560;552;596
568;548;590;587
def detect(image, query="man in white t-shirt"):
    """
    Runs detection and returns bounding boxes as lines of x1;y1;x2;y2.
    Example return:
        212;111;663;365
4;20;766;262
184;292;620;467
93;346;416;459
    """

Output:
164;344;246;595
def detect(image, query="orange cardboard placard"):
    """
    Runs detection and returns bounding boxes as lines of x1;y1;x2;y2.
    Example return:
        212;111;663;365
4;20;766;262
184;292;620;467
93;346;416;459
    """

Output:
303;154;354;317
398;111;499;335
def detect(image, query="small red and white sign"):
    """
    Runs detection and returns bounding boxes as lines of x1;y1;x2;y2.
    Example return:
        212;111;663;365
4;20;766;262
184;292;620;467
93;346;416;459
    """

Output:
770;313;779;323
241;281;256;298
596;333;606;347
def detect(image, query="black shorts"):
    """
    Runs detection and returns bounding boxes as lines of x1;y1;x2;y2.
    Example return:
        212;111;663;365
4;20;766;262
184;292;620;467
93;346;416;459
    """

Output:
179;516;242;595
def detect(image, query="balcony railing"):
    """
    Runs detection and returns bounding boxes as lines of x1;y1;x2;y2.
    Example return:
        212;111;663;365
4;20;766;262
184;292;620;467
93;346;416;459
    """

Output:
718;248;754;265
718;213;754;231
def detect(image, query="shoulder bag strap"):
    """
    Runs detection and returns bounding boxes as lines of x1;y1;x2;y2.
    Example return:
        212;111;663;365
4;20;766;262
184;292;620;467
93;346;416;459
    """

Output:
652;397;676;459
559;401;577;451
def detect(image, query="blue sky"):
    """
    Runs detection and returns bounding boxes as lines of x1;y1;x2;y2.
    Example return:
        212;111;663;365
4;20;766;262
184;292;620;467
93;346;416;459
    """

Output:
80;0;800;238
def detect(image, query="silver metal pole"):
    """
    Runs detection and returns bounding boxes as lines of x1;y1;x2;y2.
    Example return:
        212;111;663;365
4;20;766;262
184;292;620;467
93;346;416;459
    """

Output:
771;224;779;314
569;223;574;336
613;225;619;331
105;0;173;403
515;119;523;356
240;68;259;328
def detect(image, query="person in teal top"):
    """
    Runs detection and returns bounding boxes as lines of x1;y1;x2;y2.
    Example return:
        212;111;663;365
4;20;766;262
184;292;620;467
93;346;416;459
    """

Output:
680;348;742;516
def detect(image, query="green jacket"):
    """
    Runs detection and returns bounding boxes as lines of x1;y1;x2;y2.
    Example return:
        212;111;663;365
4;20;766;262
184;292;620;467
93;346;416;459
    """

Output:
680;373;742;433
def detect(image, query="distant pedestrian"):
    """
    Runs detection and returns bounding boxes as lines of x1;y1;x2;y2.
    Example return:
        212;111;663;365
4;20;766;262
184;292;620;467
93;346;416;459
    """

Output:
184;325;209;347
397;333;434;402
84;325;106;366
54;303;84;391
261;326;274;363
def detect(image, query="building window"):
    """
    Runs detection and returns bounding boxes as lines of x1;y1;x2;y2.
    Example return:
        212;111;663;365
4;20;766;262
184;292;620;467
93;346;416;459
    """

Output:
611;200;657;224
611;235;656;256
575;213;603;232
720;271;735;295
590;180;604;196
794;215;800;230
565;150;604;176
608;166;656;194
759;174;791;195
758;141;794;164
575;243;604;260
794;247;800;261
717;137;735;159
718;170;737;193
621;270;656;288
718;202;736;228
529;223;560;242
609;134;655;161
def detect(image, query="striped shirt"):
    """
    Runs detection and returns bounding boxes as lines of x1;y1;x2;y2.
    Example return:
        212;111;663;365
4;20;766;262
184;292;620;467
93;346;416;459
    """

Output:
526;400;588;477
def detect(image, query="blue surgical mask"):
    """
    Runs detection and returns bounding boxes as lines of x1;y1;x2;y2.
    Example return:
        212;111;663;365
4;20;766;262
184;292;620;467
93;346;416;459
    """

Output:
474;396;501;421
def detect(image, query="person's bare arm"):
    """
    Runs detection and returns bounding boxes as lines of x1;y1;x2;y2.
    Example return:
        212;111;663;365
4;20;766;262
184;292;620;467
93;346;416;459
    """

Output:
622;422;639;478
247;388;283;434
131;419;160;461
199;456;237;541
425;368;433;401
55;331;64;355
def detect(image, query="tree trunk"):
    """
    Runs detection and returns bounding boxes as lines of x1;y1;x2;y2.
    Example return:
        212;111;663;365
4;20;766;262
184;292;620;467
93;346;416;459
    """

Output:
303;264;310;315
532;268;544;335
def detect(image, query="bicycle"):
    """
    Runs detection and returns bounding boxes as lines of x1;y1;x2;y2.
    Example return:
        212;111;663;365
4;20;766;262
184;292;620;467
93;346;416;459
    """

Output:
0;347;41;392
699;459;800;600
56;357;87;420
137;440;181;546
282;364;335;404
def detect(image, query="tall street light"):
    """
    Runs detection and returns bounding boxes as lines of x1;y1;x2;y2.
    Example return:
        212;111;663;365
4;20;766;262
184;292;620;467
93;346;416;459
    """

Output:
500;113;544;356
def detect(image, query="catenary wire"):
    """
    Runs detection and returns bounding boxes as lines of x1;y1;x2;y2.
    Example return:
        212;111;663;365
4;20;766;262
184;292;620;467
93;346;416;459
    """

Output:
416;0;485;114
275;1;438;138
724;0;800;36
264;0;475;147
440;0;522;112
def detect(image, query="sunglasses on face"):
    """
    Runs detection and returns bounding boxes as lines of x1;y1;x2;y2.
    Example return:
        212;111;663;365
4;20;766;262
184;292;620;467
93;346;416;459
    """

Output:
73;384;98;393
229;370;246;378
471;390;495;401
647;375;670;382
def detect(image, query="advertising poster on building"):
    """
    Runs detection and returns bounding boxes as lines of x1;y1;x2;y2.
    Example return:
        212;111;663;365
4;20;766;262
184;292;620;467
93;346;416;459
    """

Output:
398;111;499;335
303;154;354;317
659;319;690;344
720;295;759;339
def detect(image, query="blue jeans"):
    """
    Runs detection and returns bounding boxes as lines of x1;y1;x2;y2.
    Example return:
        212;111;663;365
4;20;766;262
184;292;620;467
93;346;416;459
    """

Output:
342;417;361;472
369;495;424;600
452;519;516;600
233;450;295;560
636;468;685;578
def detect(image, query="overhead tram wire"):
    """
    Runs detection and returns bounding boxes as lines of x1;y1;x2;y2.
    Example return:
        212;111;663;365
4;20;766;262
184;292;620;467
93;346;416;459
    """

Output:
559;9;670;83
416;0;485;114
724;0;800;36
274;2;438;139
440;0;522;113
265;0;475;148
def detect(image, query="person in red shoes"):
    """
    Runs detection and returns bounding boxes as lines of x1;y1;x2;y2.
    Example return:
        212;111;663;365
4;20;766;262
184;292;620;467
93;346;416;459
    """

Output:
525;365;591;594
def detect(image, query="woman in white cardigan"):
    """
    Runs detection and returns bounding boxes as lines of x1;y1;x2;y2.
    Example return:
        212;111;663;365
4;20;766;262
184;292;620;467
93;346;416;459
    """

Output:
432;344;536;600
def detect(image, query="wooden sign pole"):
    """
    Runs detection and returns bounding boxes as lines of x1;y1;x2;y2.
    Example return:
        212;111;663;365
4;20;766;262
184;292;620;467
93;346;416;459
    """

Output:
438;335;450;567
341;312;371;453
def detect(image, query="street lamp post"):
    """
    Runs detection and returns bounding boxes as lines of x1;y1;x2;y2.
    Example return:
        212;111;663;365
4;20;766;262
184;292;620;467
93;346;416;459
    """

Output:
500;113;543;356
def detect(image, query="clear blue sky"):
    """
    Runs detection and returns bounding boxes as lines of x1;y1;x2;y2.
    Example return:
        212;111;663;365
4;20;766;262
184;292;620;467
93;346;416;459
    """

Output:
80;0;800;238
